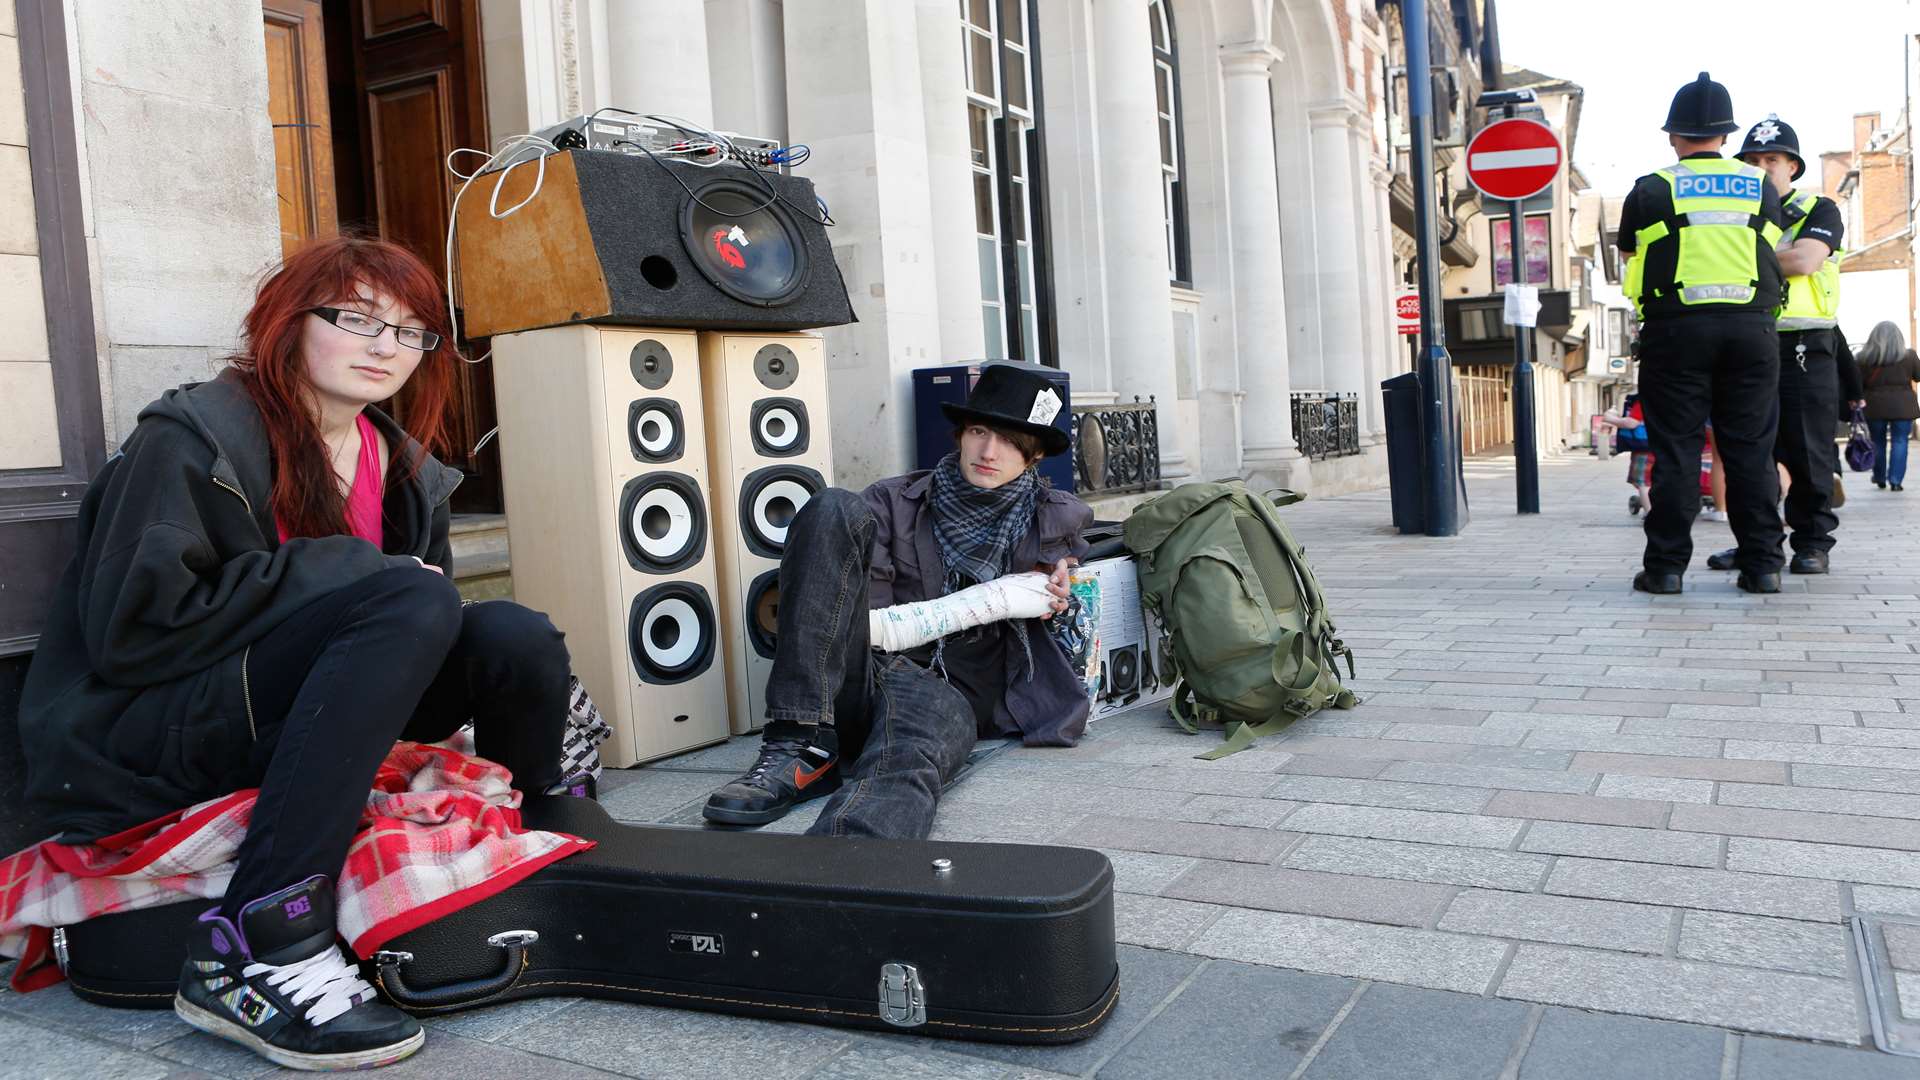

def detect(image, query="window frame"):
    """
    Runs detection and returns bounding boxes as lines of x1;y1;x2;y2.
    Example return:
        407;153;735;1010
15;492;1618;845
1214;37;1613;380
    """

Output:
1150;0;1193;287
960;0;1056;366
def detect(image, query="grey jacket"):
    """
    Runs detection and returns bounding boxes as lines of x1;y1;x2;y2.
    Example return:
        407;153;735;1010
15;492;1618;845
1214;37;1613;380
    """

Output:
860;471;1095;746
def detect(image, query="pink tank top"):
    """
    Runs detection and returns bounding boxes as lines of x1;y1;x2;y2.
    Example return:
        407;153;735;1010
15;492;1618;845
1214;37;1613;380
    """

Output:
276;413;384;547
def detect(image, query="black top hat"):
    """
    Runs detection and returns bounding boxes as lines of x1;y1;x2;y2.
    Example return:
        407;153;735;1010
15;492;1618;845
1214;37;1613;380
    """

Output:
1663;72;1738;138
940;364;1072;458
1736;114;1806;180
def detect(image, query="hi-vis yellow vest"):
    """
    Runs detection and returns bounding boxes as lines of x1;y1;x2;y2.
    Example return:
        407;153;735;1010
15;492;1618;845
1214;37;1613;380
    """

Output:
1625;159;1784;318
1778;189;1842;330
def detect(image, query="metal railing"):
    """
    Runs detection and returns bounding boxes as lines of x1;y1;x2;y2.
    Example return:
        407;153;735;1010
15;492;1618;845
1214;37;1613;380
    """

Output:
1073;397;1161;496
1290;391;1361;461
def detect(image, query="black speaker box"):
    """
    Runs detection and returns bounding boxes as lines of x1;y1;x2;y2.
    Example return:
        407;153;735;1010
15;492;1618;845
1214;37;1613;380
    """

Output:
457;150;857;336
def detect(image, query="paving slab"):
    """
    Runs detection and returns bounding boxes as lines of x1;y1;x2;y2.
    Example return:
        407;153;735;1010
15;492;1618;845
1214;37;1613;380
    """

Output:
1485;790;1670;828
1594;774;1718;803
1277;803;1526;849
1498;945;1861;1042
1298;982;1532;1080
1187;908;1508;994
1676;911;1854;977
495;1000;851;1080
1671;803;1920;852
1265;773;1497;814
1516;1008;1727;1080
1520;820;1721;867
1546;857;1842;921
1726;837;1920;889
1568;752;1790;783
1437;889;1673;953
1735;1035;1920;1079
1059;814;1296;863
1280;834;1553;891
1162;862;1452;926
1377;761;1598;795
1095;961;1354;1080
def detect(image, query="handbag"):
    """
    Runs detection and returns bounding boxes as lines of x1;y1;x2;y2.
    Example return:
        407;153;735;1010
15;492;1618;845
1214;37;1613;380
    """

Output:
1846;406;1875;473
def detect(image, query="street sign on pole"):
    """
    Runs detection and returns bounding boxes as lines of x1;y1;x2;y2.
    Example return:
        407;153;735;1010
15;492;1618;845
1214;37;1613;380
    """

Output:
1469;109;1561;516
1395;292;1420;335
1465;118;1562;203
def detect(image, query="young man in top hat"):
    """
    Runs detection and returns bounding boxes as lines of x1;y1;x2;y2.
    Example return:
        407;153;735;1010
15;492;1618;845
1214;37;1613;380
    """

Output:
1703;115;1848;575
703;365;1094;837
1617;73;1788;595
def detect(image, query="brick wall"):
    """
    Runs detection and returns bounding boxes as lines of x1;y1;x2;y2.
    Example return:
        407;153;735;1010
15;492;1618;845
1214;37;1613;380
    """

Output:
1857;150;1910;249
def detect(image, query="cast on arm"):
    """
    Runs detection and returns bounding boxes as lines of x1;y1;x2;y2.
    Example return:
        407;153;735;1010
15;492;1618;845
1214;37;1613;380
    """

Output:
867;573;1059;653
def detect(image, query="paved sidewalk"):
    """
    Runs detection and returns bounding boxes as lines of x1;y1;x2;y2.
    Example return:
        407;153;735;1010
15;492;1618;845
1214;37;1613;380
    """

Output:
8;452;1920;1078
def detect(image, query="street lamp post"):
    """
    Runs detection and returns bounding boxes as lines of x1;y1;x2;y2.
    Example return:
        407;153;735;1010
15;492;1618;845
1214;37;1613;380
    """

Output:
1400;0;1463;536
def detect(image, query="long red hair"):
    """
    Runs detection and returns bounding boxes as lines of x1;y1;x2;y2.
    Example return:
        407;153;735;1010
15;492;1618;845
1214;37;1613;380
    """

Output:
235;236;456;539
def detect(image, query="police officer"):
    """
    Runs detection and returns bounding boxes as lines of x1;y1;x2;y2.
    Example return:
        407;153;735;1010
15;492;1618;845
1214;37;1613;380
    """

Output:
1705;115;1846;574
1618;74;1788;595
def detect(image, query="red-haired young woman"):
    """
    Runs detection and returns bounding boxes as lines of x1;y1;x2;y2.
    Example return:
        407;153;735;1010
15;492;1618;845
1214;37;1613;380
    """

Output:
18;237;569;1070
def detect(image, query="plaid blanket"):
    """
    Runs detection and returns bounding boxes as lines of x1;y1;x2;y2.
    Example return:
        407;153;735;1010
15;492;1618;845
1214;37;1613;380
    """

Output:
0;742;593;993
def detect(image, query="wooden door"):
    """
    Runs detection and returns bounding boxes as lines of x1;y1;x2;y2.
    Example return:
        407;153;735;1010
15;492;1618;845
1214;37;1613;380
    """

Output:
263;0;338;257
349;0;501;513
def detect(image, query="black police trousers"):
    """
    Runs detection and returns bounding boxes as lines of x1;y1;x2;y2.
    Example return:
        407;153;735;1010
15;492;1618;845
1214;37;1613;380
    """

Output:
1774;328;1840;556
1637;312;1784;576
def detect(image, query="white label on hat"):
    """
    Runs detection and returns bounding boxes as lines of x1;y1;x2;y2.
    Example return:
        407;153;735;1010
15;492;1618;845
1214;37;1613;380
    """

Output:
1028;386;1062;426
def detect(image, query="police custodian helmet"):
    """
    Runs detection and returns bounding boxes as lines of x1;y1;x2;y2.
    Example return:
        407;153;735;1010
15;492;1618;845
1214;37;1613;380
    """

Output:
1737;114;1806;180
1663;72;1739;138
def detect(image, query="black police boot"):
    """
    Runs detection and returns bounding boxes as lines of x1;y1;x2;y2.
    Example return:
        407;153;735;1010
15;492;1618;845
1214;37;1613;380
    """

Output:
1737;571;1782;594
1633;571;1683;595
1789;551;1830;575
1705;549;1738;571
175;876;423;1071
703;726;841;827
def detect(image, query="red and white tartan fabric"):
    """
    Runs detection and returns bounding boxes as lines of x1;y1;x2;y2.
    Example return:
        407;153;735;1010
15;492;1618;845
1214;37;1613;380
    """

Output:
0;742;593;993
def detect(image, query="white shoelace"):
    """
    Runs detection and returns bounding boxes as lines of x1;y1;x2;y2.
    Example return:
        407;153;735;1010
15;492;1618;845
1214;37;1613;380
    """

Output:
244;946;376;1026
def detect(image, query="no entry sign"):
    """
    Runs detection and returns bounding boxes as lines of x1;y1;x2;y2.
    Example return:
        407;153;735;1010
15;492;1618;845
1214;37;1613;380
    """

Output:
1466;118;1562;202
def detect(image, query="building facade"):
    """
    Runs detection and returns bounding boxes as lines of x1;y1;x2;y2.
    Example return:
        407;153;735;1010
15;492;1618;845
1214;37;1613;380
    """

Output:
1820;109;1915;345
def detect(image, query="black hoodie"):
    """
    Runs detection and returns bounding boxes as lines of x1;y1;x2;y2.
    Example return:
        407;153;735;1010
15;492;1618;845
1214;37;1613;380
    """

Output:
19;368;462;841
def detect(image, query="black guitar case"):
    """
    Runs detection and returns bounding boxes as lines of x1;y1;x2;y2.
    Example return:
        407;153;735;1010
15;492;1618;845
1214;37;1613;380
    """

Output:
52;795;1119;1044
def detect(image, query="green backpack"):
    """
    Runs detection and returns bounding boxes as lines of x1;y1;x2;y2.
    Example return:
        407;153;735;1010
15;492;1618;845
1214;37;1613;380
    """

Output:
1124;480;1358;759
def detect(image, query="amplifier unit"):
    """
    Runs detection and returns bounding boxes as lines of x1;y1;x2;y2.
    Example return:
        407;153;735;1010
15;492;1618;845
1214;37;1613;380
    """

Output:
496;115;785;173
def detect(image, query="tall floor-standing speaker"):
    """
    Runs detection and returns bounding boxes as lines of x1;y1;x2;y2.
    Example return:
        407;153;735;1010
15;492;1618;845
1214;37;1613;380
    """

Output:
699;332;834;736
490;325;730;766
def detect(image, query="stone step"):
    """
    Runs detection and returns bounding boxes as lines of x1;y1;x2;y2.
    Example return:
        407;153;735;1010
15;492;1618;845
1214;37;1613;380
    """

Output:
448;513;512;601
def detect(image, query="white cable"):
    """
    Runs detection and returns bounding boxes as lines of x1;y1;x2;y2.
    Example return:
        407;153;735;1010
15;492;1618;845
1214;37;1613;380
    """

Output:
442;132;562;366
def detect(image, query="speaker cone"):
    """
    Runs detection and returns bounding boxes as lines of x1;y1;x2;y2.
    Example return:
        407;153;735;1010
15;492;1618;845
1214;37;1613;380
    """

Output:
1106;645;1140;697
679;174;812;307
746;569;781;659
618;473;707;573
628;582;717;684
628;398;685;463
738;465;823;558
749;397;809;457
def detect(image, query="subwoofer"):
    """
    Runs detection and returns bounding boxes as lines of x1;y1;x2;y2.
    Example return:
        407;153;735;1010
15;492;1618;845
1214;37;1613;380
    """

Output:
454;151;856;337
700;332;835;735
490;325;730;766
1104;645;1141;699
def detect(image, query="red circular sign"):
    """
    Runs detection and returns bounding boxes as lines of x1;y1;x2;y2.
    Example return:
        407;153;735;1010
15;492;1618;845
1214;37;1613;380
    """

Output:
1466;118;1562;202
1395;294;1420;319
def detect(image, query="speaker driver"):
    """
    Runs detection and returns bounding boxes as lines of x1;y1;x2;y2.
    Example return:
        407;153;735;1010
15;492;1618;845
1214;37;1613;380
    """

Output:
751;343;800;390
628;398;685;463
680;177;811;307
739;465;823;557
1106;645;1140;698
746;568;781;659
629;339;673;389
628;582;717;684
749;397;809;457
618;473;706;573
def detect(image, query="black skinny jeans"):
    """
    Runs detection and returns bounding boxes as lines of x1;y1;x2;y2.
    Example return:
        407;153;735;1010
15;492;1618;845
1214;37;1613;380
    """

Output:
762;488;976;840
221;567;568;915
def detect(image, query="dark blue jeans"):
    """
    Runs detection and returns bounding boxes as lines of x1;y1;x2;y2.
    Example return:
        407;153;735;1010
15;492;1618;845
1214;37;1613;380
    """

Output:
1869;419;1913;486
764;488;974;840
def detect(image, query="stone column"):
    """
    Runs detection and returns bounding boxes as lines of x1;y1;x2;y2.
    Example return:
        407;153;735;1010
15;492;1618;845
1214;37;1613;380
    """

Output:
1090;0;1186;479
704;0;789;140
604;0;714;123
784;0;944;487
1308;102;1368;426
1220;44;1301;490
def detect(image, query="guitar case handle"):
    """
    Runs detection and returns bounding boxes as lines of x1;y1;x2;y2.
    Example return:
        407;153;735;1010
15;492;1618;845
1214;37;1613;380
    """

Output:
372;929;537;1012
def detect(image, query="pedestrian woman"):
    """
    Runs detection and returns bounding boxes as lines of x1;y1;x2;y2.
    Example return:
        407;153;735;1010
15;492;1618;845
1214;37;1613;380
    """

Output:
1858;320;1920;490
18;236;570;1070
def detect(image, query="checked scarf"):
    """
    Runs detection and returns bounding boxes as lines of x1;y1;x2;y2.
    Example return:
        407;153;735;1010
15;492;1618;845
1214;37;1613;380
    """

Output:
928;452;1041;679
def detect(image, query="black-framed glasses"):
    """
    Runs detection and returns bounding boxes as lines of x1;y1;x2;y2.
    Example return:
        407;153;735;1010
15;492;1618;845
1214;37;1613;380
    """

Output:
309;307;442;351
